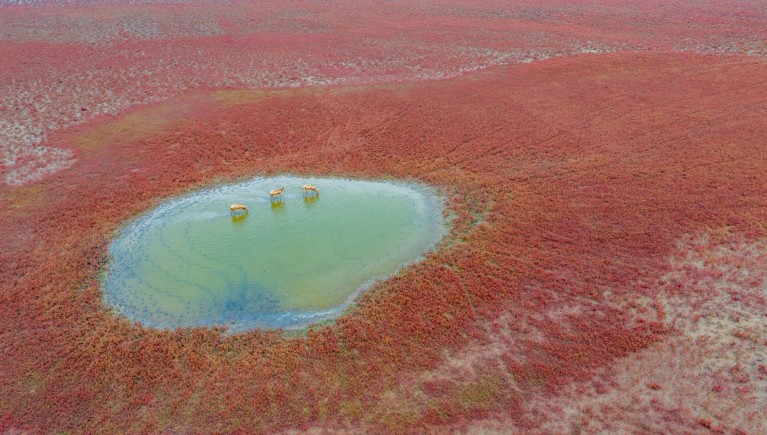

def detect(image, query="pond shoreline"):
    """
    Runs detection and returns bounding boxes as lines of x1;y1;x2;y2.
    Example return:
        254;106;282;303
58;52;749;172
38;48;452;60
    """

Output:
102;175;448;332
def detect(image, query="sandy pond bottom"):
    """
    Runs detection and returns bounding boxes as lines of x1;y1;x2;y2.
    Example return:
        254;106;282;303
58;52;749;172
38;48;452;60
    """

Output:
102;176;446;331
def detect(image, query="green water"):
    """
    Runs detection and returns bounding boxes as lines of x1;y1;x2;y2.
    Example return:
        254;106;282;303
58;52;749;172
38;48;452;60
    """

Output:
103;176;445;331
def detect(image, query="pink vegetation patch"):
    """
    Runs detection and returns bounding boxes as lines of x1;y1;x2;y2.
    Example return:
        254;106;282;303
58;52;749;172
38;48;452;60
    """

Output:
1;51;766;431
2;0;767;184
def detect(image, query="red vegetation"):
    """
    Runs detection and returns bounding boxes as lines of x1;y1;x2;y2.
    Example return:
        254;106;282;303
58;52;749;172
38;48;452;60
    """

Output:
514;233;767;433
2;51;766;431
2;0;767;184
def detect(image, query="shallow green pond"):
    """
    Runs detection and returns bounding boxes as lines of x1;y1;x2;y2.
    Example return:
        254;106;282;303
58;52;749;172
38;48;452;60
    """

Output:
103;176;446;331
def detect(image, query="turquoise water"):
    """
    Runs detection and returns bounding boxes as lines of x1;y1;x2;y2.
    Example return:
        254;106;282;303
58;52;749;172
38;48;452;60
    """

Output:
102;176;445;331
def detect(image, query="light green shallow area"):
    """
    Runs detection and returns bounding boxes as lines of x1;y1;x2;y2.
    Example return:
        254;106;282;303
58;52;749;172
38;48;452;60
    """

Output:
103;176;446;331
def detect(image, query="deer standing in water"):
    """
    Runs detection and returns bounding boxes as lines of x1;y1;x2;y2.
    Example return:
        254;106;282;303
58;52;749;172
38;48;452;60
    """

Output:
230;203;248;216
302;184;319;197
270;186;285;202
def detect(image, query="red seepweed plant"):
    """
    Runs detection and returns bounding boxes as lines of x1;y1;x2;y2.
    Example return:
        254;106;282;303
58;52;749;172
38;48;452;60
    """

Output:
1;44;767;435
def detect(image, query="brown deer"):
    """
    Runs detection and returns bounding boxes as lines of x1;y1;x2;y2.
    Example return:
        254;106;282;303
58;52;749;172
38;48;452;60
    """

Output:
269;186;285;202
302;184;319;197
230;203;248;216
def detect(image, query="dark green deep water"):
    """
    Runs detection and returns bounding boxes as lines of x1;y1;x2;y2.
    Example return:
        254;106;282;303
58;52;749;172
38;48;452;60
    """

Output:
103;176;446;331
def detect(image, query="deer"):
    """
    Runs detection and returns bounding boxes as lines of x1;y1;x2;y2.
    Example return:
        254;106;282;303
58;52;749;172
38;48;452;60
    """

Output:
302;184;319;197
230;203;248;216
269;186;285;202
